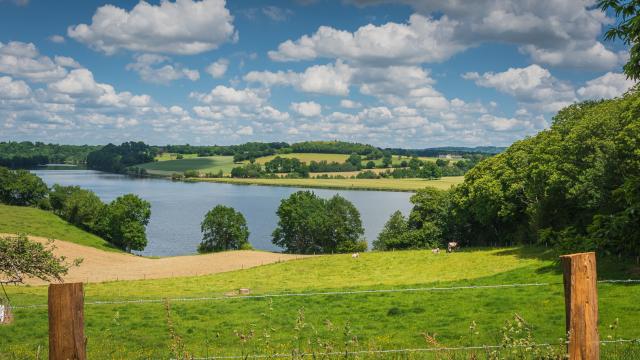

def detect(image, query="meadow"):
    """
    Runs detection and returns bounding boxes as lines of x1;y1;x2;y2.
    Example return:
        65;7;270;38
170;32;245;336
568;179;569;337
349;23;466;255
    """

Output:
2;245;639;359
194;176;464;192
137;155;236;176
0;204;120;252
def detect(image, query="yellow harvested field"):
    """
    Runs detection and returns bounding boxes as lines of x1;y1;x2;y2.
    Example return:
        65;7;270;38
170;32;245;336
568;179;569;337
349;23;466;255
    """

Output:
195;176;464;192
19;235;308;284
254;153;349;164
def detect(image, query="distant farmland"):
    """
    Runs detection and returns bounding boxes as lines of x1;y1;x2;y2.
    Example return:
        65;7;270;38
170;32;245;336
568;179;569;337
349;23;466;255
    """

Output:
137;155;236;176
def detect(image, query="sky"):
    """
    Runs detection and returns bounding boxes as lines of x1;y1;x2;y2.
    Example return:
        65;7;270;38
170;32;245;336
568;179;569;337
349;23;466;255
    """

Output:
0;0;634;148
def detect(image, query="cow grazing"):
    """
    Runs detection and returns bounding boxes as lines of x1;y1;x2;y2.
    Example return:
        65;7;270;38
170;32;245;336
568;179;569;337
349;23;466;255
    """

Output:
432;248;440;254
351;253;359;258
447;242;459;253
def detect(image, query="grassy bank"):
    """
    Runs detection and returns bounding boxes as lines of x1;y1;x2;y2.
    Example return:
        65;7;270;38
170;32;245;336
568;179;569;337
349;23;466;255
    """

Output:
0;204;120;252
192;176;464;192
2;247;639;358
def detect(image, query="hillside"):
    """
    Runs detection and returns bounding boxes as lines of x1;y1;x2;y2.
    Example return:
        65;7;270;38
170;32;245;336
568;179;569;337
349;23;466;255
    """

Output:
0;204;119;252
137;155;236;176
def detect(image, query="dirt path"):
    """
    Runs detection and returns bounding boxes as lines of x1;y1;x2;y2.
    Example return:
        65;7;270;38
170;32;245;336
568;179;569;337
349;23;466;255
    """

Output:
11;235;308;284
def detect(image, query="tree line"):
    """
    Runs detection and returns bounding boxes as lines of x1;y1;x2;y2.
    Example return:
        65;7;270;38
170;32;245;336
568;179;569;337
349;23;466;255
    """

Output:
0;141;98;169
0;167;151;252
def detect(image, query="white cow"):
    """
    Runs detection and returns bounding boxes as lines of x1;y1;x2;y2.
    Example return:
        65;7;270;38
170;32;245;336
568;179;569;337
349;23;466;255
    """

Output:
351;253;360;258
447;242;459;253
431;248;440;254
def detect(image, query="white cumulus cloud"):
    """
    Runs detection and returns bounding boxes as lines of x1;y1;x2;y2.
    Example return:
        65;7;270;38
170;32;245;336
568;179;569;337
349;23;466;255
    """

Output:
68;0;237;55
290;101;322;117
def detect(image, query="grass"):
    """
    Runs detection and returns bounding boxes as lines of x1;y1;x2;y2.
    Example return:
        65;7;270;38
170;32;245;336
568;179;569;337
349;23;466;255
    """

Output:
137;155;237;176
193;176;465;192
254;153;350;164
0;204;120;252
2;246;639;358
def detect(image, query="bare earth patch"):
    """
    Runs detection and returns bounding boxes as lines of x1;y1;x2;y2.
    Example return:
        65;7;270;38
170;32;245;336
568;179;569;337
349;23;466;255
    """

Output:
15;235;308;284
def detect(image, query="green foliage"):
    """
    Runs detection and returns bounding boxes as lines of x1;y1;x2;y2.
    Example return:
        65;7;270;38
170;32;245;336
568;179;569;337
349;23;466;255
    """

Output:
87;141;156;173
50;185;105;232
376;188;452;251
0;167;48;206
0;234;76;284
600;0;640;80
291;141;379;156
99;194;151;252
0;141;97;169
448;92;640;257
198;205;250;253
272;191;365;254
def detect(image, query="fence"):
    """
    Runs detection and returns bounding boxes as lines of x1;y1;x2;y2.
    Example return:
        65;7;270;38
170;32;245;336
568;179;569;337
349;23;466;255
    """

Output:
14;252;640;359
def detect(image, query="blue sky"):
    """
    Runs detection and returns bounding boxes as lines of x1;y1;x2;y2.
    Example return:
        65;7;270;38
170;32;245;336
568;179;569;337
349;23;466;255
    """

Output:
0;0;633;147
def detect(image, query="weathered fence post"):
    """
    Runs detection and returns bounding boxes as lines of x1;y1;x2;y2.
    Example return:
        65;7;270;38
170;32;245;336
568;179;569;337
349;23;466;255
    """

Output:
48;283;86;360
561;252;599;360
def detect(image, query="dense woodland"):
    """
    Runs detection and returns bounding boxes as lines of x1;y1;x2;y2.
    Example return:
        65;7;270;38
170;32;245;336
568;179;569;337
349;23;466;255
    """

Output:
0;142;98;168
377;90;640;260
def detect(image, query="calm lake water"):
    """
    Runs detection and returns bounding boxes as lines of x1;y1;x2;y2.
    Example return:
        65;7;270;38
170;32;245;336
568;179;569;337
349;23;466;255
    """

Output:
33;170;412;256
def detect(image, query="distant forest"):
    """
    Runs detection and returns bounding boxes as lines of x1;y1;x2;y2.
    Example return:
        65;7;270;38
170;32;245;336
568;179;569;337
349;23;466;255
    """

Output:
0;140;504;172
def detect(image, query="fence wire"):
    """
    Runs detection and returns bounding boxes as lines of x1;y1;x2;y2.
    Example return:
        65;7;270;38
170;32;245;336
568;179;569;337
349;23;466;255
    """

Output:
186;338;640;360
10;279;640;309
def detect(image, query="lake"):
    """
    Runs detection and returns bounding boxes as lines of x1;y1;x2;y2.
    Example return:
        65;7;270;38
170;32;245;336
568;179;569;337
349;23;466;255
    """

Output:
33;170;413;256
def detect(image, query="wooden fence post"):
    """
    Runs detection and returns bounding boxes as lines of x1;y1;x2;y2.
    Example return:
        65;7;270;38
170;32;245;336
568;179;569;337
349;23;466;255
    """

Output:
561;252;599;360
48;283;86;360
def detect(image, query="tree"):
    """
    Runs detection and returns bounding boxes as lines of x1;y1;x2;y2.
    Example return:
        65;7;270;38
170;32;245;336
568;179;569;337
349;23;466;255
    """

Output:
373;211;408;250
347;153;362;168
272;191;366;254
599;0;640;80
0;167;48;206
199;205;250;253
100;194;151;252
365;161;376;169
0;234;80;285
325;195;366;253
50;185;104;232
382;152;393;168
272;191;327;254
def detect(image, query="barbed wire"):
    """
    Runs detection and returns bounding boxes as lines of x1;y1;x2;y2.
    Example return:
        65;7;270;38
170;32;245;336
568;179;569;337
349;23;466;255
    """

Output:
187;338;640;360
10;279;640;309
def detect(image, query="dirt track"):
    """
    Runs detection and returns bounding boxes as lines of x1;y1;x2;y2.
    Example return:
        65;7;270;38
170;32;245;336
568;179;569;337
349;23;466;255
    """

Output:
15;236;308;284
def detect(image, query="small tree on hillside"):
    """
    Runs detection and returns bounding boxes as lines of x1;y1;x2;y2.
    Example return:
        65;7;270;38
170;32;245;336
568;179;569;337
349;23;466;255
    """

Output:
199;205;251;253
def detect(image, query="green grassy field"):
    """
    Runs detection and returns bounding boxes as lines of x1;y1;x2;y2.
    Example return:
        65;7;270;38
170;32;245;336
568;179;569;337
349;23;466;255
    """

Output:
2;246;639;359
255;152;350;164
194;176;464;192
137;155;237;176
0;204;120;252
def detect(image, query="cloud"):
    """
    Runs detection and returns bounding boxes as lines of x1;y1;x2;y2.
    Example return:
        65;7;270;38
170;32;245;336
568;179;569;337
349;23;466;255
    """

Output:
290;101;322;117
236;125;253;135
340;99;361;109
0;76;31;99
577;72;636;99
244;60;353;96
269;14;463;65
49;35;66;44
463;64;576;112
126;54;199;84
68;0;237;55
205;58;229;78
190;85;266;106
262;6;293;21
276;0;623;70
0;41;68;82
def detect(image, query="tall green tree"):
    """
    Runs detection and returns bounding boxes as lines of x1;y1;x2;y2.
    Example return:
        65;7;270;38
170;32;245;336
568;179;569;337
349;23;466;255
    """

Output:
272;191;366;254
100;194;151;252
599;0;640;80
199;205;251;253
